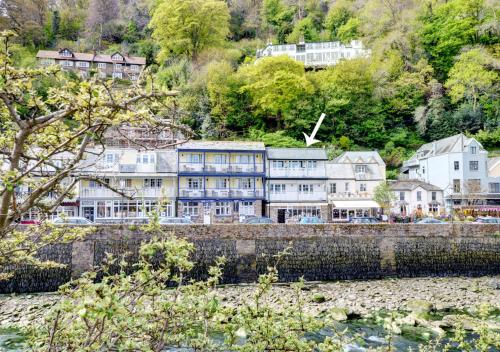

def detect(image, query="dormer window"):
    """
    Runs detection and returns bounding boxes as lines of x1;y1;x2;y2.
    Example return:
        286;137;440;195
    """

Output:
470;146;477;154
59;49;73;57
355;165;367;173
111;53;124;61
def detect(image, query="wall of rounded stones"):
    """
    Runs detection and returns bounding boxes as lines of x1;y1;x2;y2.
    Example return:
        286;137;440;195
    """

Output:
0;224;498;293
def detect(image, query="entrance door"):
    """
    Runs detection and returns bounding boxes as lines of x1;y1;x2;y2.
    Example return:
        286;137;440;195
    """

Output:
82;207;95;222
277;209;286;223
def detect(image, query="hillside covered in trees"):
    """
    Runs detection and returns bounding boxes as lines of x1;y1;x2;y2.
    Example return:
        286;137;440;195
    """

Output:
1;0;498;177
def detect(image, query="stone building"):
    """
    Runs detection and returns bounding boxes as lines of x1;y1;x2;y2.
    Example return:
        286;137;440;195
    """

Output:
36;48;145;81
265;148;328;223
176;141;266;224
327;151;385;222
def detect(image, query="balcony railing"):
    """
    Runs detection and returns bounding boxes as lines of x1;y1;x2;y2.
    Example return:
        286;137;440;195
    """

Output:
179;188;264;198
179;162;264;174
268;168;325;178
328;192;372;200
269;192;326;202
80;187;175;199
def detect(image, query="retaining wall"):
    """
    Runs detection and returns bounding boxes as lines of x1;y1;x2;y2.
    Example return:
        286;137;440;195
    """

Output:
1;224;499;293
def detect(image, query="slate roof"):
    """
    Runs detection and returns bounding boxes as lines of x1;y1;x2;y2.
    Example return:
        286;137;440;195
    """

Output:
266;148;328;160
178;141;266;151
334;151;385;165
390;180;442;192
406;134;483;162
36;50;146;65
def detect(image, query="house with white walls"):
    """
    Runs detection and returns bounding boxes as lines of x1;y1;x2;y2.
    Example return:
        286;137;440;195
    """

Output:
401;133;500;213
389;180;444;216
327;151;385;222
266;148;328;223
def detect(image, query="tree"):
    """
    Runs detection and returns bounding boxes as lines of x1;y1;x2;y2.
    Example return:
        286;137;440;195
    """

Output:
324;1;352;40
0;31;183;278
337;17;360;43
287;17;320;43
373;182;397;215
262;0;296;43
238;56;314;131
86;0;121;46
150;0;230;61
445;47;498;113
0;0;49;47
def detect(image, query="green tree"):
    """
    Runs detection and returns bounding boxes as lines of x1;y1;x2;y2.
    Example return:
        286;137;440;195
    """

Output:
150;0;230;61
445;47;498;113
373;182;397;214
287;17;320;43
337;17;360;43
262;0;296;43
324;1;353;40
238;56;314;131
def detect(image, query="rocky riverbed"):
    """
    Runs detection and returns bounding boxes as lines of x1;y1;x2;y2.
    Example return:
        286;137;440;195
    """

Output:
1;276;498;329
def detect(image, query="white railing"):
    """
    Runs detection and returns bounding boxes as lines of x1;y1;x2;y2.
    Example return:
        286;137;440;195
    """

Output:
269;168;325;178
269;192;326;202
179;162;264;173
80;187;175;199
328;192;372;200
179;188;264;198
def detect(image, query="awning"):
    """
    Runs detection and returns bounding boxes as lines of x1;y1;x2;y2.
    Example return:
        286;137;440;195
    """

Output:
332;200;380;208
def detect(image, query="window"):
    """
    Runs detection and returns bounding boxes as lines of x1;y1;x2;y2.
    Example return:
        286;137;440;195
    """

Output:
422;166;425;174
136;153;155;164
213;154;228;164
76;61;89;68
453;179;461;193
183;202;199;216
215;178;229;189
272;160;285;169
188;154;202;163
131;75;138;81
359;183;367;192
355;165;367;173
111;53;123;61
188;178;202;189
432;192;437;201
238;178;254;189
113;63;122;71
130;65;139;71
470;146;477;154
60;49;72;57
236;154;253;164
215;202;231;216
345;183;350;192
469;161;479;171
489;183;500;193
120;179;132;188
417;191;422;201
112;72;123;79
454;161;459;170
270;184;286;193
240;201;254;216
399;192;405;201
104;153;119;164
89;178;110;188
307;161;317;169
144;179;162;188
61;60;73;67
98;62;107;69
329;183;337;194
299;184;313;193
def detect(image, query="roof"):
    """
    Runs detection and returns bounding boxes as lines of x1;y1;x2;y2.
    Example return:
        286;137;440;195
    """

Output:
178;141;265;151
488;157;500;177
407;134;484;162
389;180;442;192
266;147;328;160
334;151;385;165
36;50;146;65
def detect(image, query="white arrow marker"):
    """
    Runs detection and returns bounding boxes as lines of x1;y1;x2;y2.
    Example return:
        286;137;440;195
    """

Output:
303;113;326;147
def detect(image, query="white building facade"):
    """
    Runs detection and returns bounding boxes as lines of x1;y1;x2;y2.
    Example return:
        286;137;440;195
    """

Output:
266;148;328;223
389;180;444;217
327;152;385;222
256;40;370;67
401;134;500;213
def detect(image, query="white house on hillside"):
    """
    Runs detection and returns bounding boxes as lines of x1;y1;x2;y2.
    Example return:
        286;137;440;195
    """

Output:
327;151;385;222
256;40;370;68
401;133;500;212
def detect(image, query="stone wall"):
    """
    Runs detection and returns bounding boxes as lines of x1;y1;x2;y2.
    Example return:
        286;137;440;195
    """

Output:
0;224;498;293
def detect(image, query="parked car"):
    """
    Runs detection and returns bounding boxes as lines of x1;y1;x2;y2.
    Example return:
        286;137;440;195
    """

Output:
19;219;42;225
244;217;274;224
350;217;380;224
299;216;326;224
416;218;445;224
159;217;194;225
52;217;93;225
474;217;499;224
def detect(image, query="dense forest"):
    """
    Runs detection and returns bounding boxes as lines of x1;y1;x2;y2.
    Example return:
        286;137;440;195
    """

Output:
1;0;498;177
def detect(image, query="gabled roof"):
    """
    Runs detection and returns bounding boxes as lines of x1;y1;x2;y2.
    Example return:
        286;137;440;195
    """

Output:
266;147;328;160
178;141;265;151
334;151;385;165
389;180;442;192
407;134;484;162
36;50;146;65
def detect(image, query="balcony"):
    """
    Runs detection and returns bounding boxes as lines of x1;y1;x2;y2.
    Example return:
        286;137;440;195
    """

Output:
80;187;175;199
269;192;326;202
328;192;372;201
179;162;264;174
268;168;325;178
179;188;264;199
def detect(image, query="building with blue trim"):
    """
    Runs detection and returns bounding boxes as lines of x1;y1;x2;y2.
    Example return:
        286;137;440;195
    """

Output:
176;141;266;223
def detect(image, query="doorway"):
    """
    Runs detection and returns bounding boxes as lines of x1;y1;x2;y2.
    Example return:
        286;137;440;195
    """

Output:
277;209;286;223
82;207;95;222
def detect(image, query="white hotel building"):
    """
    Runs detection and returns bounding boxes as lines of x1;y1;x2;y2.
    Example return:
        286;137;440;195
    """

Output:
256;40;370;68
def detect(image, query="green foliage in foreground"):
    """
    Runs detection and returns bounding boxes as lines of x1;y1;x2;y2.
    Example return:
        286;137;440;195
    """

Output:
28;230;500;351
